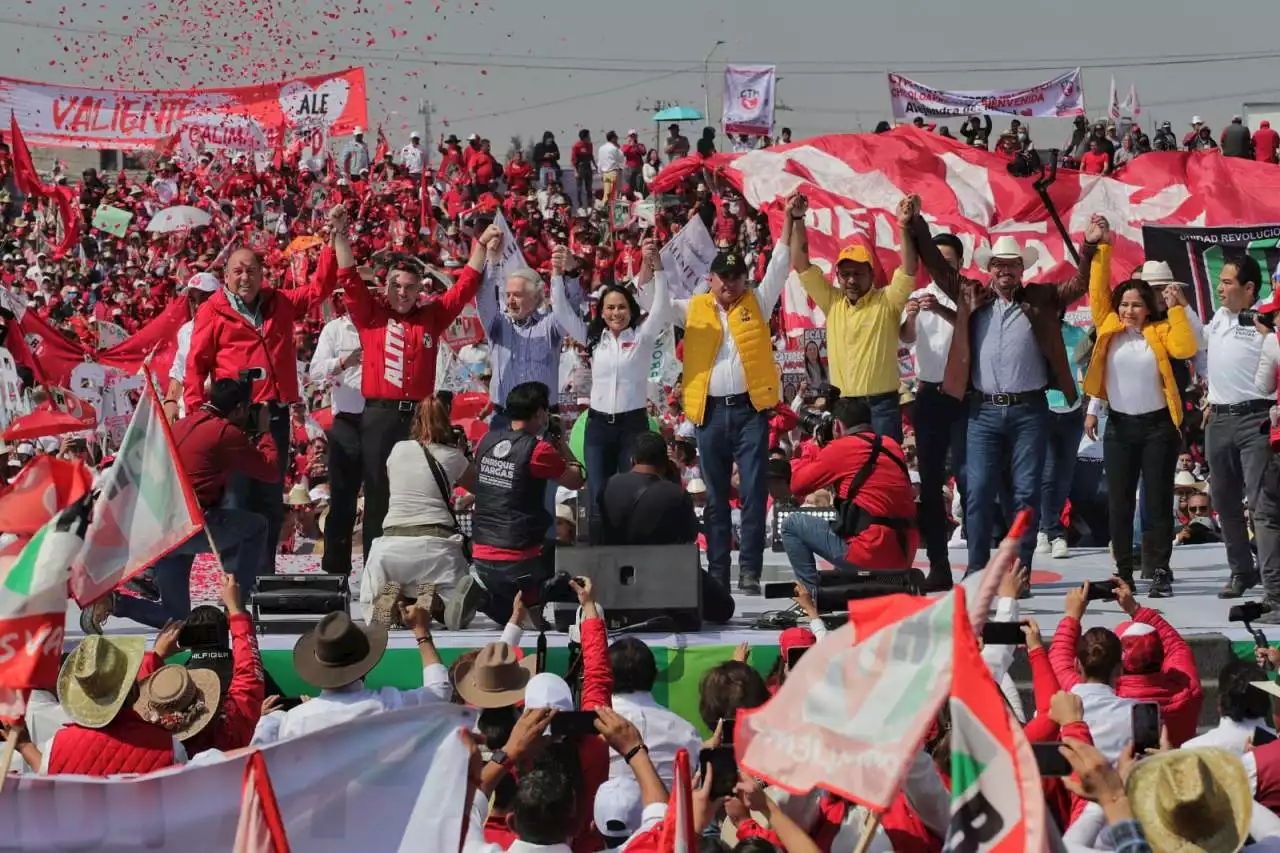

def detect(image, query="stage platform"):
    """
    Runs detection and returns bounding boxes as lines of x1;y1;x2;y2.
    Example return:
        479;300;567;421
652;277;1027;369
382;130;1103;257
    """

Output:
66;543;1270;734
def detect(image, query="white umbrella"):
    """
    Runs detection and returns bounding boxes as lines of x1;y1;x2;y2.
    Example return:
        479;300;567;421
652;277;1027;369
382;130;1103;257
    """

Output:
146;205;212;233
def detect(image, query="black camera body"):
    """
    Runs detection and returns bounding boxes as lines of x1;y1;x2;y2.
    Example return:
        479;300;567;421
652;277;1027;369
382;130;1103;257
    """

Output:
1239;310;1277;331
797;407;835;446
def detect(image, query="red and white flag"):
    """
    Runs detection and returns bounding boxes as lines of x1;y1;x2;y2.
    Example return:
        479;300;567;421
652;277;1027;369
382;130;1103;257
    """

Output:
1108;76;1121;120
234;751;291;853
1123;83;1142;117
624;748;698;852
723;65;776;137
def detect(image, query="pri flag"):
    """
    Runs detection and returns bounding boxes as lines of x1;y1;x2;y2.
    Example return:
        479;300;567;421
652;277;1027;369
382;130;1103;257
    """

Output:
623;749;698;853
0;495;90;703
0;456;94;536
1123;83;1142;117
723;65;776;137
68;372;204;605
736;591;957;811
944;609;1047;852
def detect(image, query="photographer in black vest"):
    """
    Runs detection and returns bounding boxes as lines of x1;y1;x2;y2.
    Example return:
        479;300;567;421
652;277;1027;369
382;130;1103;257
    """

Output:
444;381;585;629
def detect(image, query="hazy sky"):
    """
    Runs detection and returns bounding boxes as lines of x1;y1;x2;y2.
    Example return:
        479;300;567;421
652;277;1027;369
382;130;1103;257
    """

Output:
2;0;1279;150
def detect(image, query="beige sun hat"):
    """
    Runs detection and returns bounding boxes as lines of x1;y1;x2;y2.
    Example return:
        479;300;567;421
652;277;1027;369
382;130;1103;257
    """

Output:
133;664;221;741
1125;748;1251;853
58;635;146;729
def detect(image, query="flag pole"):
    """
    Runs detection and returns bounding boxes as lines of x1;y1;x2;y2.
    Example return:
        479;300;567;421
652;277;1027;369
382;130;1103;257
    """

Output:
852;811;881;853
0;725;22;791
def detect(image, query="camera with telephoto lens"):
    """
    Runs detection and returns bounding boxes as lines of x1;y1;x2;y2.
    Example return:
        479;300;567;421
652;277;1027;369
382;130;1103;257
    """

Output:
797;407;836;446
1238;310;1277;331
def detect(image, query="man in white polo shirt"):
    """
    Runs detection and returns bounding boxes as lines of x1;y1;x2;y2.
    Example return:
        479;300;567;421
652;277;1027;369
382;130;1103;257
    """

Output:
1178;252;1280;606
899;230;962;592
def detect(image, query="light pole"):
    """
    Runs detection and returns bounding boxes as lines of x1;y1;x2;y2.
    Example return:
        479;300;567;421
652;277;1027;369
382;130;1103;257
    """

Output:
703;40;725;127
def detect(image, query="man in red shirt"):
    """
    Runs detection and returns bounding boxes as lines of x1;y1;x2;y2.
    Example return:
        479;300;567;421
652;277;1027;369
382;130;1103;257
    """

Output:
1080;139;1111;175
83;378;279;634
782;397;918;597
331;208;492;556
571;129;595;211
1256;120;1280;164
505;148;534;194
471;138;501;192
621;130;647;194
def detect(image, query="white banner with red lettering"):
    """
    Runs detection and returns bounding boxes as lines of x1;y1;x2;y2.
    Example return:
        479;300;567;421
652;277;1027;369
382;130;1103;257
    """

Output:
887;69;1085;120
0;69;368;150
691;128;1280;334
723;65;776;136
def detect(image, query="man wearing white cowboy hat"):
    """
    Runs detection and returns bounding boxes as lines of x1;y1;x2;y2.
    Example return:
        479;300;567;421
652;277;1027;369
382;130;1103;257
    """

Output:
253;602;449;743
905;204;1107;590
1176;252;1280;605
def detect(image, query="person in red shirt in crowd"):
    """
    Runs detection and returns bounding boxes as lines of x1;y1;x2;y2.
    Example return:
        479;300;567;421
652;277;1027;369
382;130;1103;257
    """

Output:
1049;576;1203;747
1256;120;1280;164
83;377;280;634
331;209;492;558
1080;139;1112;175
505;148;534;194
182;209;340;565
621;130;647;195
438;133;465;183
471;138;501;192
134;574;265;757
782;397;918;597
462;132;484;173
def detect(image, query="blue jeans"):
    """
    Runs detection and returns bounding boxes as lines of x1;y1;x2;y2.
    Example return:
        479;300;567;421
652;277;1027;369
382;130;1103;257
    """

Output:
224;409;290;573
780;512;858;597
867;392;903;443
113;508;267;629
694;399;769;585
1039;407;1085;540
964;395;1049;576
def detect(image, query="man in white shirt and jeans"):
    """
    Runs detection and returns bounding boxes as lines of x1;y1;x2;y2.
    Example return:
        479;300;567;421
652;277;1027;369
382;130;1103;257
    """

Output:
309;289;365;575
1181;253;1280;606
899;230;962;592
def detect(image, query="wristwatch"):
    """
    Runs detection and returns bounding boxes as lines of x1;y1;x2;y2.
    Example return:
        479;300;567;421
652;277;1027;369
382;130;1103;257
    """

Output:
488;749;512;769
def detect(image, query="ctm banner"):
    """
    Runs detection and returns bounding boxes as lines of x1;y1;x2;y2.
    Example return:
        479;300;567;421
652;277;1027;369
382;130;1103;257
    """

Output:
0;68;368;149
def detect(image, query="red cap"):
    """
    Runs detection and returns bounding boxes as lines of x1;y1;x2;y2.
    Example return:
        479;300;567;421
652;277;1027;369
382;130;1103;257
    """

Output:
1115;622;1162;674
779;627;817;656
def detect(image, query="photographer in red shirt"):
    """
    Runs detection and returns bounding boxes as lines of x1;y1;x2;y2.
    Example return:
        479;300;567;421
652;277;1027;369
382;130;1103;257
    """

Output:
782;397;918;597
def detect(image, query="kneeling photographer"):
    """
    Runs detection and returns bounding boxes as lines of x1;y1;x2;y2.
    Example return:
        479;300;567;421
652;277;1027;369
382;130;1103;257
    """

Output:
781;397;918;598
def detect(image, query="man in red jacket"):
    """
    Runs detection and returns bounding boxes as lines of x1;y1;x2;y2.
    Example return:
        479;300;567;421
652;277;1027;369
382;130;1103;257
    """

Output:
330;208;492;555
183;208;341;563
83;377;280;633
782;397;919;597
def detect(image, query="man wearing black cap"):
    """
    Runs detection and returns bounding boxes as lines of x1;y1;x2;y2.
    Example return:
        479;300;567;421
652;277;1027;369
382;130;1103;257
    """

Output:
673;192;802;594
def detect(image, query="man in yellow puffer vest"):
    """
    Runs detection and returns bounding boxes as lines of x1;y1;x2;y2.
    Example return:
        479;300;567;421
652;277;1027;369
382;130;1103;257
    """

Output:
679;191;801;594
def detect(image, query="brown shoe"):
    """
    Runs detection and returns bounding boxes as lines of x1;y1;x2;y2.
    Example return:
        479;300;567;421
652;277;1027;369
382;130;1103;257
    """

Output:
370;581;404;629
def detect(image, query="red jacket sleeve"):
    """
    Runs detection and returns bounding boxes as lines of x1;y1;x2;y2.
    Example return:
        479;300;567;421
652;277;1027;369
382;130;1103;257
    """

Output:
424;264;485;334
137;651;164;681
1134;605;1203;743
790;440;859;499
1048;615;1083;692
1022;647;1064;743
213;612;266;752
219;427;280;484
183;302;217;412
578;617;613;711
277;246;337;316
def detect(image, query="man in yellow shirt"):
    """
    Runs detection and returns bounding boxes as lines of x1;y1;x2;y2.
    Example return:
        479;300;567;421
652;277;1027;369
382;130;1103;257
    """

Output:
789;195;918;440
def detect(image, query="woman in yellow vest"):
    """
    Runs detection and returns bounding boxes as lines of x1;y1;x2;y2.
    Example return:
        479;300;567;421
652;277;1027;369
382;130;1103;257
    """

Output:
678;191;802;594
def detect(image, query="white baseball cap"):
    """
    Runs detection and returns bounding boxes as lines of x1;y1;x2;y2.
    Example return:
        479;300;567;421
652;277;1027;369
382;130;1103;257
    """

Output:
185;272;220;293
594;777;643;840
523;672;574;711
410;131;420;140
467;133;480;141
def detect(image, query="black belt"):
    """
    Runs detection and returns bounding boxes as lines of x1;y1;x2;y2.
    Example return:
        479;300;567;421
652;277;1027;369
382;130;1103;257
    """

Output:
366;398;418;413
840;391;897;405
979;389;1046;407
587;407;646;424
334;411;362;423
707;392;752;407
917;381;945;394
1209;399;1271;415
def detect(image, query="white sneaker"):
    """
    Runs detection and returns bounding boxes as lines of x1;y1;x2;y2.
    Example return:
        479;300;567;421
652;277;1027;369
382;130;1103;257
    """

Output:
1035;531;1051;555
1051;538;1069;559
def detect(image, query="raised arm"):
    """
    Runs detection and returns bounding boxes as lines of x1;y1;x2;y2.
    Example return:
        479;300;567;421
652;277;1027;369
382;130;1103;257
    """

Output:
898;195;919;277
753;191;800;316
549;246;589;342
1088;228;1115;330
423;233;490;333
788;193;836;315
906;200;965;302
635;237;670;338
1056;215;1105;308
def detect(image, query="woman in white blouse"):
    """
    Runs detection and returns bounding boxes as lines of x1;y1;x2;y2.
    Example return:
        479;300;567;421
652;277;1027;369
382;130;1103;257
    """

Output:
550;238;670;541
359;394;475;626
1082;222;1199;598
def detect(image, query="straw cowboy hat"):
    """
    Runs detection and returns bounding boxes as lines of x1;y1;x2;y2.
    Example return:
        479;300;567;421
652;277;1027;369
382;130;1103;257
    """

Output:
1174;470;1207;493
58;635;146;728
293;612;389;690
133;664;221;741
453;642;537;709
1125;748;1251;853
975;235;1039;272
286;484;312;506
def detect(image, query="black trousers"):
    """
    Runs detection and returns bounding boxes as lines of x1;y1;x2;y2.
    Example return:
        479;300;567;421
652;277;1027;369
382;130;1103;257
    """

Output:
1104;409;1179;579
321;412;362;576
360;404;416;558
474;549;556;626
583;410;649;545
912;383;967;575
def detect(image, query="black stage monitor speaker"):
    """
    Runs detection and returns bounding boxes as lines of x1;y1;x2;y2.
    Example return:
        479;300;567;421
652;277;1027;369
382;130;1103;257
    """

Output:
552;544;702;632
251;574;350;635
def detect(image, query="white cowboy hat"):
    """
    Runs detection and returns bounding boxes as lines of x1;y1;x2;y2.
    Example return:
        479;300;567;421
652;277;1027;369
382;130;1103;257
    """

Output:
1174;470;1207;492
1137;260;1182;286
975;236;1038;272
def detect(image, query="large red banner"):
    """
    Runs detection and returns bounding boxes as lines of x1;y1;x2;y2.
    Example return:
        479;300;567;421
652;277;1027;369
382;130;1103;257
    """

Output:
0;68;368;150
654;129;1280;332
